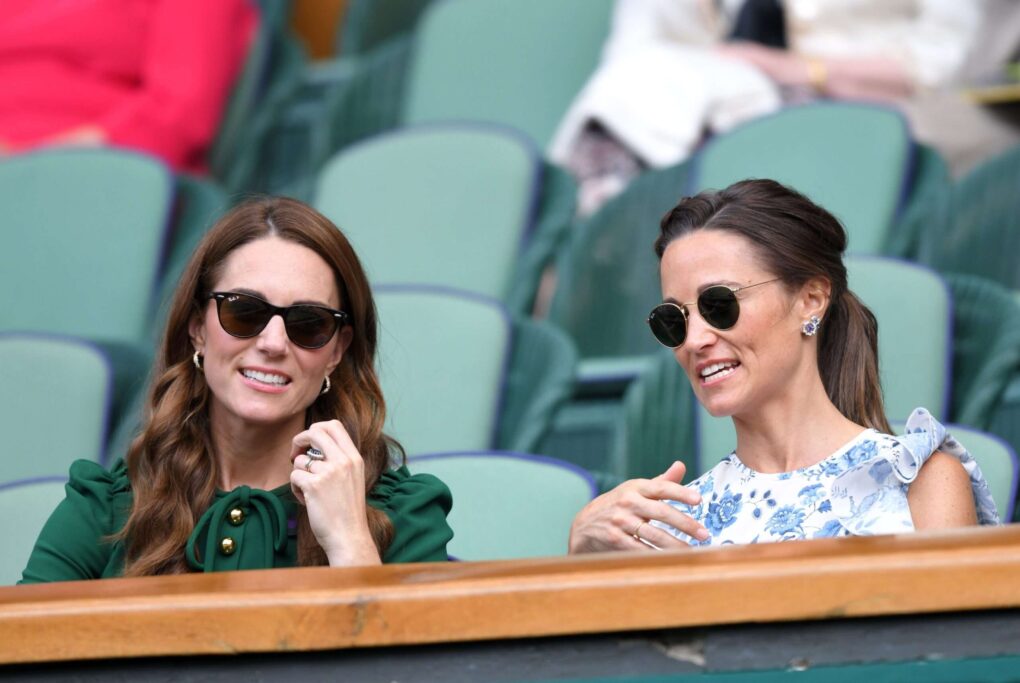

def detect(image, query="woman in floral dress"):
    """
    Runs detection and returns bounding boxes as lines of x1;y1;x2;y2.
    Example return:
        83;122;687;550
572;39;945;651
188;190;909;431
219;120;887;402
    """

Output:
569;179;998;552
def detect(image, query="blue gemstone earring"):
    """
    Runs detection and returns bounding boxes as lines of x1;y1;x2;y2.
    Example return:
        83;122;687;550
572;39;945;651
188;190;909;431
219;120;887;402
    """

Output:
801;315;821;337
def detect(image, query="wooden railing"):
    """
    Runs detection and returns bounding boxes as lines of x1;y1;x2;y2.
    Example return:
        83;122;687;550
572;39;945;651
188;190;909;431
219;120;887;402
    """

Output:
2;525;1019;665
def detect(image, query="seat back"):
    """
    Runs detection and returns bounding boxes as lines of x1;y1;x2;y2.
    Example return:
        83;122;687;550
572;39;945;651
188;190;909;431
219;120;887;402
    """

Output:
548;161;692;383
408;451;596;560
697;256;951;473
693;103;912;254
0;477;68;585
375;286;511;454
316;126;541;302
339;0;434;56
403;0;614;148
0;149;173;342
889;421;1018;523
0;335;112;480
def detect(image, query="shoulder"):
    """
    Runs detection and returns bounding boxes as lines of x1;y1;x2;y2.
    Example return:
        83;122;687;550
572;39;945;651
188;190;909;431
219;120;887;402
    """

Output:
368;465;452;515
369;465;453;564
908;450;979;529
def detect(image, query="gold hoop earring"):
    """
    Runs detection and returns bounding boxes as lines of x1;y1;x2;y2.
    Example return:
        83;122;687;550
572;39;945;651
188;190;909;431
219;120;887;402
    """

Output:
320;375;331;395
193;351;204;371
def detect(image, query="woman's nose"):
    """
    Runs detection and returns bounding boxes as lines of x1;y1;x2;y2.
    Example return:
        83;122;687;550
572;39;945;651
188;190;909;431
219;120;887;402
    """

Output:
255;314;289;353
684;310;719;350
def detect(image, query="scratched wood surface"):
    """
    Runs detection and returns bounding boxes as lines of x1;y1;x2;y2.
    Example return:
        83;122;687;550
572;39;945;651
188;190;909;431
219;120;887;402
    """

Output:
1;525;1018;665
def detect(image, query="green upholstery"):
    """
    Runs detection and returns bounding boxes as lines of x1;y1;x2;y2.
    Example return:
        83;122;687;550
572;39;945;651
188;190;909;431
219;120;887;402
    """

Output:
403;0;614;148
890;421;1018;523
549;161;692;385
0;336;111;480
0;477;69;585
618;349;697;481
497;318;578;454
919;145;1020;290
697;256;953;473
339;0;434;56
408;451;596;560
0;149;173;343
694;103;912;254
315;126;545;309
374;286;511;455
886;144;952;259
945;275;1020;429
210;0;307;194
156;174;230;323
846;256;951;420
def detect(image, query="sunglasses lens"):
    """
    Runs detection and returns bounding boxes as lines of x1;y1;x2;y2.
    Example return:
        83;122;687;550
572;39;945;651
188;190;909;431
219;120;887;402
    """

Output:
284;306;337;349
648;304;687;347
217;294;271;337
698;286;740;330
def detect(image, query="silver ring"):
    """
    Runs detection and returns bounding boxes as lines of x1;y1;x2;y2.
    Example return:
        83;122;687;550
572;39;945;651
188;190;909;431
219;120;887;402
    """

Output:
303;455;314;473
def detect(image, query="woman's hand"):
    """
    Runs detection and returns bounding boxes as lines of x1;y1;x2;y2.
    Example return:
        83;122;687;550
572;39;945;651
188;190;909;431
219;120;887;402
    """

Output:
290;420;381;567
716;42;812;89
568;461;709;553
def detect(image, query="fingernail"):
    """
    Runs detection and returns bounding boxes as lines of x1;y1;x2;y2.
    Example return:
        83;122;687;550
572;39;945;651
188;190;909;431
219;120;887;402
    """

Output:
696;528;710;540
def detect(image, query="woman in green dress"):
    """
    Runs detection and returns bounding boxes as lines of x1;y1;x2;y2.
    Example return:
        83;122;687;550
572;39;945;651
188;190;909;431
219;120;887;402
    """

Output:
20;197;452;582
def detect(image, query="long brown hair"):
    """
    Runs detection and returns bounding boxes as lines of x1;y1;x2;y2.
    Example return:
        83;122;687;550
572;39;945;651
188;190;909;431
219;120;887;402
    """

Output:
654;179;890;432
120;197;399;576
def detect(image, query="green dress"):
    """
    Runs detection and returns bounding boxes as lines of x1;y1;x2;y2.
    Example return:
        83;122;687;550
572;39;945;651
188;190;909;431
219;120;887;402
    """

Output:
19;459;453;583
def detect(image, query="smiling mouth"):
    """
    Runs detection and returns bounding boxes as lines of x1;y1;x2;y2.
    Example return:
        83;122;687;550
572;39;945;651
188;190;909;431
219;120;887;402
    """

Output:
240;369;291;387
700;361;740;382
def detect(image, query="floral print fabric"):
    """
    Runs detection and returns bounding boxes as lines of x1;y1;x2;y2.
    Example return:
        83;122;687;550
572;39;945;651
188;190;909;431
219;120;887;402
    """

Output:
654;408;1000;546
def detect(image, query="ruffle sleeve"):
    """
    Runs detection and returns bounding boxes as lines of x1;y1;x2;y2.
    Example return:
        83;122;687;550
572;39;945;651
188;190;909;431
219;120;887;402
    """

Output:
369;466;453;563
18;459;132;583
829;408;1001;536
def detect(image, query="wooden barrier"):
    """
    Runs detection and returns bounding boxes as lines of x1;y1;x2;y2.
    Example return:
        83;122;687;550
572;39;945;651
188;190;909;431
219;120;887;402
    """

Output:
2;525;1019;666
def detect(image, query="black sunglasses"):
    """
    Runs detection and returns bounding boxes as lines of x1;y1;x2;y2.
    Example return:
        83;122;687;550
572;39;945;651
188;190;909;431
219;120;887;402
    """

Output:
647;278;781;348
208;291;349;350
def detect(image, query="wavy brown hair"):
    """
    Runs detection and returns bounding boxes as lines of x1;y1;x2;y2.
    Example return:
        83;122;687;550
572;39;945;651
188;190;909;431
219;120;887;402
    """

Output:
119;197;399;576
655;179;891;433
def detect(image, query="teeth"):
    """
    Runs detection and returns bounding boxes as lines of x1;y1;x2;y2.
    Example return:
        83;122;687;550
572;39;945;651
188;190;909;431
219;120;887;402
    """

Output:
242;369;289;385
700;362;738;379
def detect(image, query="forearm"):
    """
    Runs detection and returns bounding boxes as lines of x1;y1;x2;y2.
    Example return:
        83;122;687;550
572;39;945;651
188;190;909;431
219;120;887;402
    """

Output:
812;55;915;102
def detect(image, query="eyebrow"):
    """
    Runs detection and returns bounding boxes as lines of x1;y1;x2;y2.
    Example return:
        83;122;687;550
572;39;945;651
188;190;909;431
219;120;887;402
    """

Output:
230;288;336;309
662;280;744;304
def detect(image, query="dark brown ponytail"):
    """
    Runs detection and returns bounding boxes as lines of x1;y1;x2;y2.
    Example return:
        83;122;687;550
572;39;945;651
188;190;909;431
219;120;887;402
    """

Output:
656;179;890;432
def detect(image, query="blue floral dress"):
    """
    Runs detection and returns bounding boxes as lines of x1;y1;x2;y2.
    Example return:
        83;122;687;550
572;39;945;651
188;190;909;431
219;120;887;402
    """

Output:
654;408;1000;546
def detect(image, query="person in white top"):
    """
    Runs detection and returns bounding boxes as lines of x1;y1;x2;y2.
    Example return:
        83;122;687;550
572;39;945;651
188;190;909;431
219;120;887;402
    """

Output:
568;179;995;553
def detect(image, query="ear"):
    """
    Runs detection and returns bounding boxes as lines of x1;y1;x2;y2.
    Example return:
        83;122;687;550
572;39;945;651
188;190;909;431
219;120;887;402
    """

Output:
327;325;354;375
797;277;831;322
188;313;207;354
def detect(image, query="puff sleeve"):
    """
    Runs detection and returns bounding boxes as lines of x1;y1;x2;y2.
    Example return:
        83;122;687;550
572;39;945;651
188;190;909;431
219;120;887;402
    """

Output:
18;460;132;584
368;466;453;563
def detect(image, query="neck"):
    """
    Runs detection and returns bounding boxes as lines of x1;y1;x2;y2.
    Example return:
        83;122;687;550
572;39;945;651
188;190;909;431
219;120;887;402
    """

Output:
209;408;304;491
731;370;865;474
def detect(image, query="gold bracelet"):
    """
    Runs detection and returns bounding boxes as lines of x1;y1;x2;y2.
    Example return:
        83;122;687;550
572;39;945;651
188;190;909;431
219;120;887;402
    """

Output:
805;56;829;93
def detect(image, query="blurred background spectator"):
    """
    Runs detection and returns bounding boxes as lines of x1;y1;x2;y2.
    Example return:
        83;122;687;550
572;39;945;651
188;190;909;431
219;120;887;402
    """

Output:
0;0;258;173
550;0;1016;216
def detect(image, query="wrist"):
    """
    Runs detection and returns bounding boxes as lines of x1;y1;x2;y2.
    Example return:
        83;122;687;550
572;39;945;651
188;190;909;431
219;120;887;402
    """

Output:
324;526;381;567
803;55;829;94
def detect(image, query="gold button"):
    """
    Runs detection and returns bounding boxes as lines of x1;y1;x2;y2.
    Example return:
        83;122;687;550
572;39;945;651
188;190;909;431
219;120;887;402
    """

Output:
228;508;245;526
220;537;237;556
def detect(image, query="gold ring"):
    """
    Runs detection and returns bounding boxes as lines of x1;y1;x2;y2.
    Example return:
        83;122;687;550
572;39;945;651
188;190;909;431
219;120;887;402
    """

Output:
632;521;646;539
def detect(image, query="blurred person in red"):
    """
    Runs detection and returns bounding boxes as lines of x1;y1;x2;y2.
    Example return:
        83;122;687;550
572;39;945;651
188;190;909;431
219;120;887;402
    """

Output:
0;0;258;173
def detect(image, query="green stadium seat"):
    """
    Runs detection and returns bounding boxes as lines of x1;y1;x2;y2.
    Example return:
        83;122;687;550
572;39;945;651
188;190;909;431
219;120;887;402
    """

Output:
917;144;1020;291
316;126;570;313
0;148;173;344
0;335;112;480
693;103;913;254
0;477;69;585
402;0;614;149
339;0;434;56
376;285;574;456
407;451;596;560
